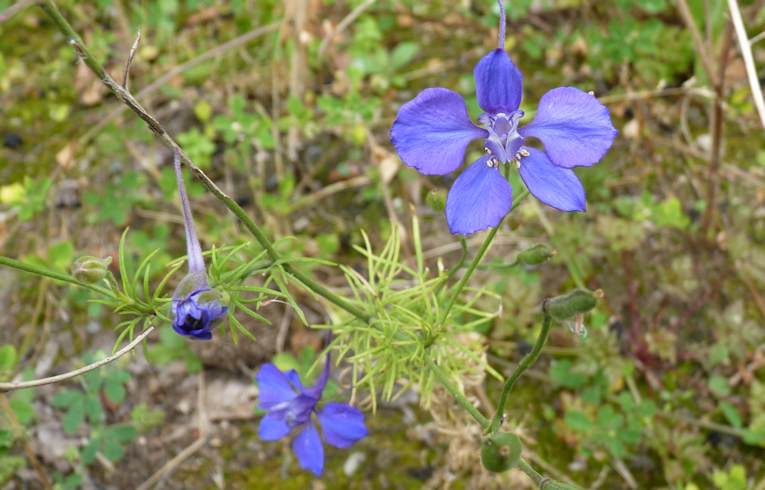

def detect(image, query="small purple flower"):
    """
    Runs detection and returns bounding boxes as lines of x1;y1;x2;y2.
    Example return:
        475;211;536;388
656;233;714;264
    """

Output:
171;272;227;340
171;150;227;340
256;356;368;476
390;1;617;235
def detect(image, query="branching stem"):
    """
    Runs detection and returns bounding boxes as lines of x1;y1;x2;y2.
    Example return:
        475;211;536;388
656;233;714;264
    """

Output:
38;0;369;324
0;256;112;297
438;189;528;326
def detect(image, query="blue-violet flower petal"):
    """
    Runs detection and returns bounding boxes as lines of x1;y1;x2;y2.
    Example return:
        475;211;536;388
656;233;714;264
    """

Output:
518;148;586;212
445;155;513;235
520;86;617;168
292;422;324;476
474;49;524;114
318;403;369;449
390;88;487;175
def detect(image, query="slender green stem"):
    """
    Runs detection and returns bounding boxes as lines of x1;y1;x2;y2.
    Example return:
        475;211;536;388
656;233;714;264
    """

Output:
0;256;113;297
439;225;498;322
439;189;529;325
40;1;100;76
217;189;370;322
489;313;552;433
427;357;489;429
518;459;582;490
434;237;468;296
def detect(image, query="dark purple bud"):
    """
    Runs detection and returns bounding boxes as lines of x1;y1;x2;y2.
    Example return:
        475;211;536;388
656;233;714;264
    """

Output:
172;273;228;340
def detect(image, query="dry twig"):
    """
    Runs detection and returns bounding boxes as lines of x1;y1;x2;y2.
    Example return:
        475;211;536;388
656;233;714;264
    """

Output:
727;0;765;129
318;0;375;57
137;371;209;490
0;394;52;489
0;326;155;393
122;29;141;90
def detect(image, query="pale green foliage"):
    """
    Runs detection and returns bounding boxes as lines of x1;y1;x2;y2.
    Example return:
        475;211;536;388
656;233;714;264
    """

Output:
323;217;501;410
99;230;308;350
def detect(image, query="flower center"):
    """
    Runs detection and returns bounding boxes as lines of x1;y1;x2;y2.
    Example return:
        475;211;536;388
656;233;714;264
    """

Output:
283;394;317;427
478;110;526;167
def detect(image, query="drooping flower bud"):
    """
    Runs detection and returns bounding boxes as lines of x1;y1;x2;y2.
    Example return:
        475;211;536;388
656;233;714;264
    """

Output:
72;256;112;283
516;244;555;266
171;272;227;340
544;289;597;322
171;150;227;340
481;432;522;472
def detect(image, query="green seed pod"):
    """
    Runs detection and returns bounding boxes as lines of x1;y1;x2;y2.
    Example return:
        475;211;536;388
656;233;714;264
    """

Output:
481;432;522;473
545;289;597;321
72;256;112;283
426;189;446;212
516;244;554;266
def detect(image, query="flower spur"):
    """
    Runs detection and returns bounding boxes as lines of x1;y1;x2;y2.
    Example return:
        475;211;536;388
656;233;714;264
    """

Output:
170;149;227;340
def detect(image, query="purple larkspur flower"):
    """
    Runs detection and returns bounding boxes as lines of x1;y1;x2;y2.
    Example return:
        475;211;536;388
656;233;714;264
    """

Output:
171;150;227;340
171;272;227;340
256;356;368;476
390;1;617;235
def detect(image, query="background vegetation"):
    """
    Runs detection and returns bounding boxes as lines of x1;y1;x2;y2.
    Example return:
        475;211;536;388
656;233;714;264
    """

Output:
1;0;765;488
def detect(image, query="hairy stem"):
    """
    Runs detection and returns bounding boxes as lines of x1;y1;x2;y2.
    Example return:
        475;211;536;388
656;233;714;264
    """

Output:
489;313;552;433
0;256;113;297
517;459;582;490
427;357;490;428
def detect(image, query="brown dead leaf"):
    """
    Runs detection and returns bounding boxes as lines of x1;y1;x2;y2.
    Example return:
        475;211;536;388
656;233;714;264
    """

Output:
56;143;76;170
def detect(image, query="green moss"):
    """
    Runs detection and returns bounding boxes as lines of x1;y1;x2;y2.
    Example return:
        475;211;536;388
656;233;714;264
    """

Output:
209;409;438;489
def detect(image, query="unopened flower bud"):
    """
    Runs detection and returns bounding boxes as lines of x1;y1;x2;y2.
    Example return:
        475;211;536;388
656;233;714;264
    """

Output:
516;244;554;266
172;272;228;341
71;256;112;283
426;189;446;212
545;289;597;321
481;432;522;473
